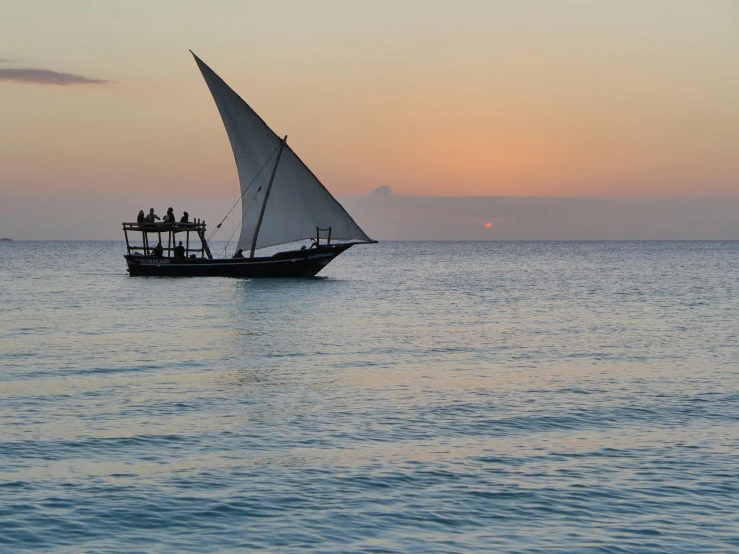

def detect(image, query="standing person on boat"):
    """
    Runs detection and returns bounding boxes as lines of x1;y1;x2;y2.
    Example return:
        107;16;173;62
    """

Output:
145;208;160;222
163;207;175;223
180;211;189;223
174;241;185;258
151;242;164;256
136;210;145;224
232;249;245;258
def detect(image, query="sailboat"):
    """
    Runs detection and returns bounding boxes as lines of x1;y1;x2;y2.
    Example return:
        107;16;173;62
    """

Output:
122;52;376;277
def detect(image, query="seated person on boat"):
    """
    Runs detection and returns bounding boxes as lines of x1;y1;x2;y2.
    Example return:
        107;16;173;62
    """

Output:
174;241;186;258
146;208;160;223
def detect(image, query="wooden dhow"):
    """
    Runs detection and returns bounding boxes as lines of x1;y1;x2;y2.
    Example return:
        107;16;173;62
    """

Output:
123;52;375;277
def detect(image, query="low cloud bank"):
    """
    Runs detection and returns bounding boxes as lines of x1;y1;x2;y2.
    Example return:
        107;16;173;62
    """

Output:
2;192;738;240
0;194;231;240
340;195;739;240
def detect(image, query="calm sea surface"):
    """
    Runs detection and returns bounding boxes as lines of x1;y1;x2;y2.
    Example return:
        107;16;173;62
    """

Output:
1;241;738;553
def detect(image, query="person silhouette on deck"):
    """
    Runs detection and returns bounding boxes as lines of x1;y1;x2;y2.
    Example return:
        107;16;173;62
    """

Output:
151;242;164;257
232;249;245;258
136;210;145;224
146;208;160;222
180;211;189;223
174;241;185;258
163;207;175;223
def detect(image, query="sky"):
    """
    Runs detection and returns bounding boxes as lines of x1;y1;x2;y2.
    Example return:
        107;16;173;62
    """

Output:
1;0;738;239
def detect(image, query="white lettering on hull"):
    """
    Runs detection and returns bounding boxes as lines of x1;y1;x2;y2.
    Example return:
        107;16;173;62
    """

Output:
138;258;170;265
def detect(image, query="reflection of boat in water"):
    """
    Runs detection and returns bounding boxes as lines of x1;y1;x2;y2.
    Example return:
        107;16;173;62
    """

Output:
123;52;375;278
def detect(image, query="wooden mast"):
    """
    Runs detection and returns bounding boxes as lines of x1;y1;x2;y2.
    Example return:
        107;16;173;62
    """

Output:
250;135;287;258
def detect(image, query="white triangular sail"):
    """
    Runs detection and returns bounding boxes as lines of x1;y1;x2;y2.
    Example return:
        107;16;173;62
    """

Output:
192;53;372;252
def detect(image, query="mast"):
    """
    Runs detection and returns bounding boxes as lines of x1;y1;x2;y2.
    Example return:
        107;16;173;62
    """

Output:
250;135;287;258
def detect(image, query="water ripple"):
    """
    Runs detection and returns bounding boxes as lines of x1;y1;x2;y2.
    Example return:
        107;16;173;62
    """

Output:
1;241;738;552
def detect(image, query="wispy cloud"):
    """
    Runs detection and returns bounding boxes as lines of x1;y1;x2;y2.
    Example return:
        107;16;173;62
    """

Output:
0;68;110;86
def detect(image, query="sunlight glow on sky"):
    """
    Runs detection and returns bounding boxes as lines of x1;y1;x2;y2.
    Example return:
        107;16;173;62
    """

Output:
1;0;738;202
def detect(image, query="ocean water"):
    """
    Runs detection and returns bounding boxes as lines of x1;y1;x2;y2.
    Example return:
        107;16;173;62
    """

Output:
1;240;738;553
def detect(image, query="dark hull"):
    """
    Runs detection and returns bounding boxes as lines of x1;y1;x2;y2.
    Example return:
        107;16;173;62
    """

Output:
125;244;354;277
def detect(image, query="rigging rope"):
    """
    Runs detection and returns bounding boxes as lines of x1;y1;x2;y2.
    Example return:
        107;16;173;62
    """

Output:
222;192;259;256
230;154;236;243
206;143;281;243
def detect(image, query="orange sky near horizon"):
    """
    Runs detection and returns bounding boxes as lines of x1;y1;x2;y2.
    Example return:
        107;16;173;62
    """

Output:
1;0;738;201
